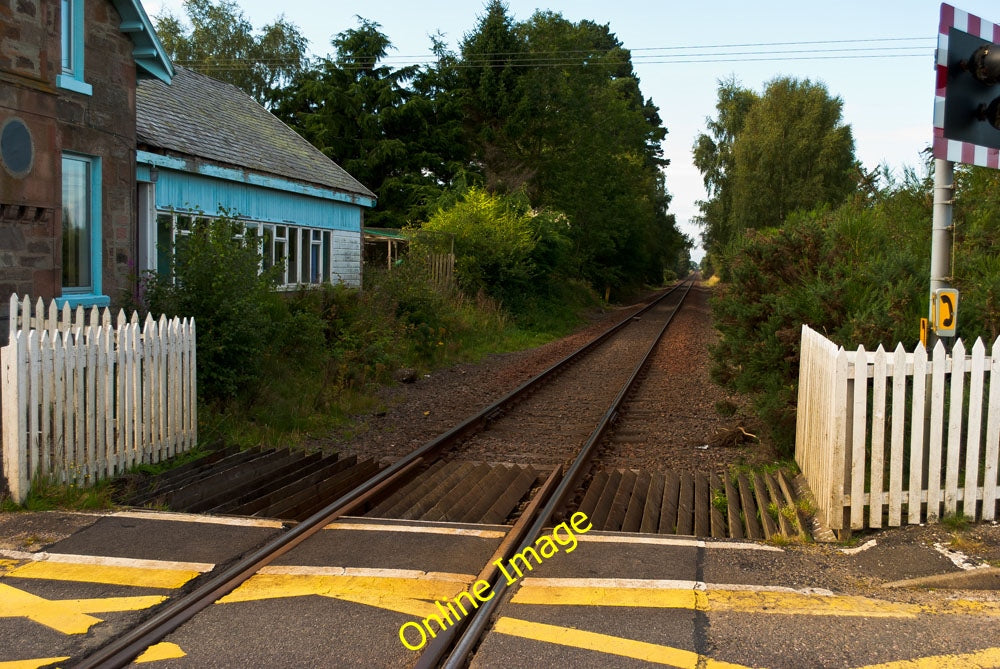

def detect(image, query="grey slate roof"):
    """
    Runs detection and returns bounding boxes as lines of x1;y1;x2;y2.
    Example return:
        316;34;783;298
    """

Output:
136;66;375;200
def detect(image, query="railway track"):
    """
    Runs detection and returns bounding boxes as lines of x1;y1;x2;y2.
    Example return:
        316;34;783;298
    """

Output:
84;279;807;667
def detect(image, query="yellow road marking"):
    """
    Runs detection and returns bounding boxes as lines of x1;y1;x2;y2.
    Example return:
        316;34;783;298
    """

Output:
218;571;475;619
0;657;71;669
0;583;165;634
852;647;1000;668
492;617;748;668
577;534;783;552
511;580;1000;618
6;561;202;589
514;584;705;610
135;642;187;663
521;577;832;595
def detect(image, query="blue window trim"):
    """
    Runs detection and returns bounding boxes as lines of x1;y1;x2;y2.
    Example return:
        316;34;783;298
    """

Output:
60;153;107;309
58;0;92;96
136;150;376;209
56;294;110;308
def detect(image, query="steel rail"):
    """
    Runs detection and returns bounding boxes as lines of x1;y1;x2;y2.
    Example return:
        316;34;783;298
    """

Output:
410;465;565;669
71;282;686;668
69;455;425;669
439;279;694;669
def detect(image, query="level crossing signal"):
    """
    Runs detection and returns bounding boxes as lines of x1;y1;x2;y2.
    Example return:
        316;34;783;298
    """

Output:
935;4;1000;165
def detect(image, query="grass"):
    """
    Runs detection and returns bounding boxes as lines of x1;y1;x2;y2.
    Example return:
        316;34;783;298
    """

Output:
796;495;817;518
4;476;115;513
779;504;799;526
766;501;780;524
4;271;611;509
712;488;728;513
940;513;973;532
728;459;799;484
129;446;212;478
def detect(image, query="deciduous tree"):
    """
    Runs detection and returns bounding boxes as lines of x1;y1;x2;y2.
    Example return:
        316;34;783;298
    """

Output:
694;77;857;270
154;0;308;108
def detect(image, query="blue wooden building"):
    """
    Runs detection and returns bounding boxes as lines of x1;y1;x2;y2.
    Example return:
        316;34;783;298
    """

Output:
135;66;375;288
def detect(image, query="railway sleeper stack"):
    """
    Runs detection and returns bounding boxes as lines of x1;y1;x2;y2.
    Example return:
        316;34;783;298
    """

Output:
364;460;543;525
114;445;383;522
576;467;810;541
115;448;810;541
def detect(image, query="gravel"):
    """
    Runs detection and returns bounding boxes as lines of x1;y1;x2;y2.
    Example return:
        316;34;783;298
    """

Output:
328;282;770;473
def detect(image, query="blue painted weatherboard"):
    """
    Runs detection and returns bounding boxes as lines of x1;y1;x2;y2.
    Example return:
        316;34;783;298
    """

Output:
150;167;363;232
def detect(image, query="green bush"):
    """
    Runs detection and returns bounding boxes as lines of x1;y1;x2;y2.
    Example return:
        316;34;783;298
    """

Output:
711;186;929;453
144;214;285;402
415;187;574;310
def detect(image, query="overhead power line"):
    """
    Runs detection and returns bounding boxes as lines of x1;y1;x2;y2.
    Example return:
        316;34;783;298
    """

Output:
172;35;936;72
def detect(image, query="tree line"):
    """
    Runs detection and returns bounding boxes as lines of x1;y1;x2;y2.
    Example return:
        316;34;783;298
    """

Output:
694;75;1000;453
155;0;690;300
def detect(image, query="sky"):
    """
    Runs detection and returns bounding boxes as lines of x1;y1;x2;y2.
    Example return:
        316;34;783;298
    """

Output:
139;0;1000;263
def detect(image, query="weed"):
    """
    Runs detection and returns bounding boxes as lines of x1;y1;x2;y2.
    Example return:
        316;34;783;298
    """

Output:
949;533;986;553
131;446;210;478
10;476;114;512
940;513;972;532
712;489;728;513
766;501;780;523
796;496;817;517
22;534;44;548
714;400;738;417
780;504;799;525
728;459;798;483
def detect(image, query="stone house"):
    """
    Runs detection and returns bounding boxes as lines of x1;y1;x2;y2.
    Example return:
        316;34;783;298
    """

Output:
1;0;374;340
0;0;172;333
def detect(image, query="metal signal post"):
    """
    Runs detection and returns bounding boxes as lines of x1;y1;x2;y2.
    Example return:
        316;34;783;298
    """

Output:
929;4;1000;345
927;158;955;348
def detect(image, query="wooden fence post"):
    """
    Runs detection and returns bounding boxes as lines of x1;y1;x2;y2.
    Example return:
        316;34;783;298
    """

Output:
2;332;28;503
984;337;1000;521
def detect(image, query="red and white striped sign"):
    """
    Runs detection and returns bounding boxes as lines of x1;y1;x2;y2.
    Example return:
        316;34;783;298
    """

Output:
933;3;1000;167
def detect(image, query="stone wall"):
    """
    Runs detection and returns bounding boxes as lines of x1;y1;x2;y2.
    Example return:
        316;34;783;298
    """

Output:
0;0;138;340
61;0;138;305
0;0;61;332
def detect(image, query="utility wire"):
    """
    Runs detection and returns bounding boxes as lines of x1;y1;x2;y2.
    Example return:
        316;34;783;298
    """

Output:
171;36;935;71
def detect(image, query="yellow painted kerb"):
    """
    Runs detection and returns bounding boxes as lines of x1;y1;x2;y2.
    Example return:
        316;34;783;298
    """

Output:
6;561;201;589
511;582;1000;619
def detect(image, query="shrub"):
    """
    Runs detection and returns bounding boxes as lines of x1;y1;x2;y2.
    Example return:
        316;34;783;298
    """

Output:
711;189;929;454
144;214;284;403
415;187;574;310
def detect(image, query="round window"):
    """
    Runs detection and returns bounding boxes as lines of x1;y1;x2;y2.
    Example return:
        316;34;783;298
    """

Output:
1;118;34;178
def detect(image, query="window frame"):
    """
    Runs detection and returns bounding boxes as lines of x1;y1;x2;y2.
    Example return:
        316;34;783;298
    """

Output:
57;0;93;96
153;210;338;289
59;153;107;308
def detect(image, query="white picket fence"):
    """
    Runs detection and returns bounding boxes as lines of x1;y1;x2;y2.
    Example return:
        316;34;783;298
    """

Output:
1;295;197;503
796;325;1000;536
